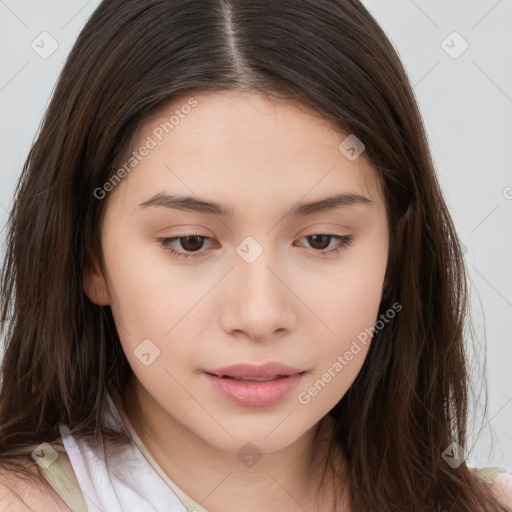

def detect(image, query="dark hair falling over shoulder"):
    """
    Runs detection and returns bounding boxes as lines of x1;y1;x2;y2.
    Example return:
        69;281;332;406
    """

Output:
0;0;507;510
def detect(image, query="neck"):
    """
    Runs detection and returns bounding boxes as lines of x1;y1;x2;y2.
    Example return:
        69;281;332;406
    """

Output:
121;377;348;511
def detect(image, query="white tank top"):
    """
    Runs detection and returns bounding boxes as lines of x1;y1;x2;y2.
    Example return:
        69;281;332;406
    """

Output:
57;392;207;512
41;393;512;511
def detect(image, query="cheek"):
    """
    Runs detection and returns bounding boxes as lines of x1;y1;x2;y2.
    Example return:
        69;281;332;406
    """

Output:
307;232;388;346
303;272;380;385
101;237;201;393
101;229;195;343
296;234;388;407
296;287;378;414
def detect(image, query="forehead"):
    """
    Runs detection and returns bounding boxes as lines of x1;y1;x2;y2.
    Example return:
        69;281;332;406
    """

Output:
136;90;352;159
110;90;385;213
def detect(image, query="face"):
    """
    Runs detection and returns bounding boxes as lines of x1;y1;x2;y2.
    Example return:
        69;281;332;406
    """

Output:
85;90;389;455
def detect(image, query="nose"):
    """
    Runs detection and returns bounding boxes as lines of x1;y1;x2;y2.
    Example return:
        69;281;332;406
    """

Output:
219;244;296;342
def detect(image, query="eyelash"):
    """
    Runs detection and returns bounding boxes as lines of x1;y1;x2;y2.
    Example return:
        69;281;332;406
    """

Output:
157;234;354;260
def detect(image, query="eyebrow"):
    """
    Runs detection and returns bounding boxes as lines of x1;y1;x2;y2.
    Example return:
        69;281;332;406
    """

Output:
138;191;373;217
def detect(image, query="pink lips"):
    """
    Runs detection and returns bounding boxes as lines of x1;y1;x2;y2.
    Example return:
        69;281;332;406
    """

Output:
203;362;306;407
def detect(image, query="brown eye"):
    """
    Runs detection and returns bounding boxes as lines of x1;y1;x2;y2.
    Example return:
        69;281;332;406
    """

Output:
296;234;354;256
158;235;214;260
178;236;206;252
307;234;332;250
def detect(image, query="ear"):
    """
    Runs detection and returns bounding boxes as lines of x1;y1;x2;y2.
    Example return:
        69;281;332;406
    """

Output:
83;255;111;306
398;204;411;234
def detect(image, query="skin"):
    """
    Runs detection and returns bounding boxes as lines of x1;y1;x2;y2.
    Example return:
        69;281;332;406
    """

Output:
84;90;390;512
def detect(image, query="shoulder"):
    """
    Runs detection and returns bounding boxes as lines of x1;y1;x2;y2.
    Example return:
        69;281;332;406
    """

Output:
491;472;512;510
473;467;512;510
0;461;70;512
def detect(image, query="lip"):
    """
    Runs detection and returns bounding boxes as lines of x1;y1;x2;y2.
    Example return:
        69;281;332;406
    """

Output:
204;371;306;407
205;362;305;379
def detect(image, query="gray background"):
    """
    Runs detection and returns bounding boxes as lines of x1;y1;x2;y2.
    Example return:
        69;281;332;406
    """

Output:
0;0;511;470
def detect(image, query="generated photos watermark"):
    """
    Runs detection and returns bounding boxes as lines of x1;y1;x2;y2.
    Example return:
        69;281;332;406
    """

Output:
94;97;198;200
297;301;402;405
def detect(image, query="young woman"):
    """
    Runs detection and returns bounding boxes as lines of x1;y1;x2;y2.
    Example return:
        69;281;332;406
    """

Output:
0;0;510;510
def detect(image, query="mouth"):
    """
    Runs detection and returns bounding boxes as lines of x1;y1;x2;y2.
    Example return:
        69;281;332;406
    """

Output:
204;361;306;380
204;372;306;382
203;365;307;407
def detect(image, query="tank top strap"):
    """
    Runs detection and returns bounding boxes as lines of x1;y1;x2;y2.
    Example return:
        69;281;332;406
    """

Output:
474;466;511;484
38;443;88;511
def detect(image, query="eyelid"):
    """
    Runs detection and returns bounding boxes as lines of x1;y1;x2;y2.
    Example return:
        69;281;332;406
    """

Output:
157;235;216;260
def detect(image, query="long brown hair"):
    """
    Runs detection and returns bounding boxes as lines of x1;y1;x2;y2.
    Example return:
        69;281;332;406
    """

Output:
0;0;506;510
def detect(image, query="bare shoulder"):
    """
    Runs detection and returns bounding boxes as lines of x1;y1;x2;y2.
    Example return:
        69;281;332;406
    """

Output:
491;473;512;511
0;462;70;512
